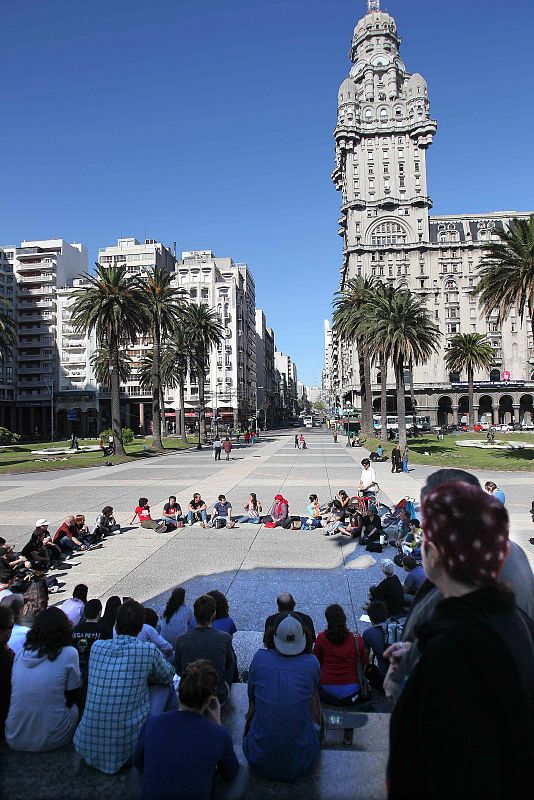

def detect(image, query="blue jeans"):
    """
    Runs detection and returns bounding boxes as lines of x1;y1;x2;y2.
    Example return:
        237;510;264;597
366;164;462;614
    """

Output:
187;509;208;524
235;516;261;523
148;683;179;715
402;459;408;473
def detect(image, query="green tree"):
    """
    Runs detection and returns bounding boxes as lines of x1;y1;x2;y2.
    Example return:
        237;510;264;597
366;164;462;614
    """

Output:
444;333;494;428
165;328;195;442
136;267;185;451
333;277;377;437
185;303;224;437
0;299;16;364
71;264;149;456
90;345;131;387
476;215;534;340
359;289;440;449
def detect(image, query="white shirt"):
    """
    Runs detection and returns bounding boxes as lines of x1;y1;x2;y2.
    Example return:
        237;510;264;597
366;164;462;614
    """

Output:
360;466;377;490
60;597;85;626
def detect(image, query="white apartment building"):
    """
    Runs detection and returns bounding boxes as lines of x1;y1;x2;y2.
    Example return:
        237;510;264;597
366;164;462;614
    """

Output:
322;319;335;408
275;350;298;418
332;2;534;426
173;250;256;429
97;237;176;433
255;309;276;428
4;239;88;436
0;249;16;426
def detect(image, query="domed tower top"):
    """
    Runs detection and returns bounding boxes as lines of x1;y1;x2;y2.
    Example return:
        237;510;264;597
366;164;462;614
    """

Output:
351;1;401;62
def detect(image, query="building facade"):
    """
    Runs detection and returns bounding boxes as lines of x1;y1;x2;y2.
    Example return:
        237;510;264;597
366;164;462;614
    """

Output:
331;1;534;426
274;350;298;419
173;250;257;429
255;309;277;428
0;248;16;425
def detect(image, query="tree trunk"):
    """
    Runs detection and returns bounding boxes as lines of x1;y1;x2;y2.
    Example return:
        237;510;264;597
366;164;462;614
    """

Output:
468;366;475;429
160;386;165;440
151;323;163;451
198;362;206;438
408;357;418;436
110;342;126;456
179;379;187;442
357;337;372;437
395;357;407;451
363;348;373;437
380;354;388;443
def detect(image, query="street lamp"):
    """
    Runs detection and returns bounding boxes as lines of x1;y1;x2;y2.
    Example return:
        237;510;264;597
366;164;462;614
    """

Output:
44;377;54;443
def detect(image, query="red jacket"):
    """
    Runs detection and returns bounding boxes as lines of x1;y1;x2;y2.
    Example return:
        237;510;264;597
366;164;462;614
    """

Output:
313;631;362;685
53;522;78;543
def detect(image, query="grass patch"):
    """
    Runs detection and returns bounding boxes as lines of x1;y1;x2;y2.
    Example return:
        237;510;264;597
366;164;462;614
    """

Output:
0;437;195;475
365;432;534;472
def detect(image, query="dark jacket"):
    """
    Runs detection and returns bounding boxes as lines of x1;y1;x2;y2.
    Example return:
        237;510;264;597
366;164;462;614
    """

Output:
369;574;404;616
263;611;316;645
388;585;534;800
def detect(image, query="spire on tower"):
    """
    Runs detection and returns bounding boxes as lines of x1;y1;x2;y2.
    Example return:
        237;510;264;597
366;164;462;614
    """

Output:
368;0;380;12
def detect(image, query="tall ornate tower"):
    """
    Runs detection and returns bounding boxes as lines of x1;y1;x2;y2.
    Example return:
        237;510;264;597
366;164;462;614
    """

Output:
332;1;437;285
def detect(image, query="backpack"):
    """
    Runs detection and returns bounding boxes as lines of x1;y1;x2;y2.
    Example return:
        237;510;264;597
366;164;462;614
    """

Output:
380;617;404;647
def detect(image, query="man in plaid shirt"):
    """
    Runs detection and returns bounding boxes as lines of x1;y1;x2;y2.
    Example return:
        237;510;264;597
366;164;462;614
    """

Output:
74;599;176;774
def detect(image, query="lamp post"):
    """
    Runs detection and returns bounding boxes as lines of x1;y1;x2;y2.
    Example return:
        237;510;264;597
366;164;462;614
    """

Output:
44;377;54;443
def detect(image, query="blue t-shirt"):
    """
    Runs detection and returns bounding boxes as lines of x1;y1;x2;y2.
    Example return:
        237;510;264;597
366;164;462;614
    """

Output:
403;565;427;595
134;710;238;800
243;648;320;782
493;488;506;505
212;616;237;637
362;625;389;676
214;501;231;518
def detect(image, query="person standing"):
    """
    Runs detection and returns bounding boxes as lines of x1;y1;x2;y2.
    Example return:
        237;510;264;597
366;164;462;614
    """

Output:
402;446;409;474
391;445;402;474
333;429;338;443
244;431;251;446
294;434;299;449
212;436;222;461
250;431;256;445
222;436;233;461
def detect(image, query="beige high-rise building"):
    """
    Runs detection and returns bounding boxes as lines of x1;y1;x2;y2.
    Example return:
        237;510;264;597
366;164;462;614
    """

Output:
332;1;534;427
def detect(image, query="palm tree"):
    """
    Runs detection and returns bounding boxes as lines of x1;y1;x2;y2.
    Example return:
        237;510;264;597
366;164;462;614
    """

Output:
71;264;149;456
0;298;17;364
184;303;224;438
165;328;194;442
476;216;534;340
136;267;184;451
359;289;441;449
444;333;494;429
365;282;396;443
90;345;131;387
333;277;378;437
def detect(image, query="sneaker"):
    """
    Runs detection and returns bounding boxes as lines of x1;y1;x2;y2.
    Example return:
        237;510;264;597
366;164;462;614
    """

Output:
200;523;206;528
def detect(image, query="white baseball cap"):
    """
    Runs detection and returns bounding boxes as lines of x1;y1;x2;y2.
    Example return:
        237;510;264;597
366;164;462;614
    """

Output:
35;519;49;528
274;613;307;656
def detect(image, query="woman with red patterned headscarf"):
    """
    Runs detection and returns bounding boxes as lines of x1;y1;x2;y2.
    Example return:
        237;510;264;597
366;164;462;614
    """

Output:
387;481;534;800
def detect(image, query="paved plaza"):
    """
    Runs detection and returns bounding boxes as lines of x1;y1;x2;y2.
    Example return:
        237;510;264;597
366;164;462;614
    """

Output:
1;428;532;634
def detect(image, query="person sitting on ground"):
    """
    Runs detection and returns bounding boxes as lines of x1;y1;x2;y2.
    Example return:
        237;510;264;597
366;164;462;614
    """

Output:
313;604;365;705
262;494;289;527
6;607;82;752
322;499;345;536
21;523;61;572
376;444;385;459
387;480;534;799
209;495;236;529
358;505;383;546
72;599;111;707
8;580;48;655
0;605;15;737
336;489;350;520
101;595;122;637
361;601;389;691
263;592;316;644
399;519;423;558
1;541;34;576
236;493;263;523
244;613;322;782
74;599;176;774
368;560;405;617
92;506;121;539
74;515;94;546
157;587;195;649
304;494;323;529
484;480;506;505
402;556;427;604
162;496;183;529
53;514;88;555
394;509;411;547
131;498;167;532
134;659;248;800
187;493;209;527
207;590;237;637
339;512;364;539
359;459;378;497
222;436;233;461
174;596;235;706
138;608;174;661
60;584;89;627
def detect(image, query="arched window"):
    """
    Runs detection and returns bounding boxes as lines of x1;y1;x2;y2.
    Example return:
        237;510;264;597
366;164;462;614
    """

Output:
370;221;409;246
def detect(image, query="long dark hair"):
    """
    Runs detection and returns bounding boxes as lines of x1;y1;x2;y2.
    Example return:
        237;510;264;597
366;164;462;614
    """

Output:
163;587;185;623
24;607;73;661
207;589;229;620
324;604;350;646
102;596;122;631
249;492;258;511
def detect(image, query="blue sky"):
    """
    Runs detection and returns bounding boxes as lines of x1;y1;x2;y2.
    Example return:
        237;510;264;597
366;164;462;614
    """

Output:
2;0;533;384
